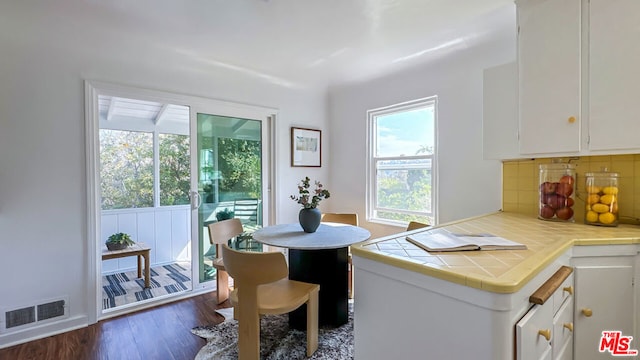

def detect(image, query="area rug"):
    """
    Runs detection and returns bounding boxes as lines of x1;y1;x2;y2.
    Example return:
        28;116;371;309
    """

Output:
102;262;192;310
192;304;354;359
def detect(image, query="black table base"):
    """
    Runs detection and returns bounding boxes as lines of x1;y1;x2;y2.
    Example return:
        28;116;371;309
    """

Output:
287;247;349;329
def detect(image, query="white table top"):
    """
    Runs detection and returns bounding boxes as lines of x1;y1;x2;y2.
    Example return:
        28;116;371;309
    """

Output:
252;223;371;250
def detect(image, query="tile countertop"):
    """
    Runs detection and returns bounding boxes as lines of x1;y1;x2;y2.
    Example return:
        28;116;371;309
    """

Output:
351;211;640;294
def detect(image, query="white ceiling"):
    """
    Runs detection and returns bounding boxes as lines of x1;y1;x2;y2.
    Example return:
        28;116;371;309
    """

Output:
2;0;515;90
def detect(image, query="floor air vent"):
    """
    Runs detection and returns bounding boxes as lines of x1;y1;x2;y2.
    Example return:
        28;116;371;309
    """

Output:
2;297;68;333
5;307;36;329
38;300;65;321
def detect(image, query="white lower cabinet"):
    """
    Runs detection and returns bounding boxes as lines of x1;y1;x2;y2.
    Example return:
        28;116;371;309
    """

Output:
572;254;636;360
553;297;573;359
517;303;554;360
516;272;574;360
554;338;572;360
353;242;639;360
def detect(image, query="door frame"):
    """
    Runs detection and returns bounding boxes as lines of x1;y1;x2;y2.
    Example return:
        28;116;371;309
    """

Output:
84;80;278;323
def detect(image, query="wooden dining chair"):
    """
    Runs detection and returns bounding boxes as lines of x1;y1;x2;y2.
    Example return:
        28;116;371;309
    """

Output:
221;244;320;360
406;221;430;231
207;218;244;304
321;213;358;299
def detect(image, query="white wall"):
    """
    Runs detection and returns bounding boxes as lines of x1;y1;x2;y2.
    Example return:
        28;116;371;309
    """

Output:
0;11;327;347
327;23;515;239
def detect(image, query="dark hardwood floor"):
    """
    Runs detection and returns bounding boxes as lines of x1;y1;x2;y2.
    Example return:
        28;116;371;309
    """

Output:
0;292;228;360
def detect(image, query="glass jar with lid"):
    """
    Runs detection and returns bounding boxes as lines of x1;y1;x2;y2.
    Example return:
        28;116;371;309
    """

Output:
539;163;576;222
584;169;619;226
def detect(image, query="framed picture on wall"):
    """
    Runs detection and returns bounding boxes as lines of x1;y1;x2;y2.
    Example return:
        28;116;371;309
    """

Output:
291;127;321;167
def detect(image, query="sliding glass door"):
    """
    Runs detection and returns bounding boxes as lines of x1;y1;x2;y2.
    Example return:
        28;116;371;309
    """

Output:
191;109;271;286
86;81;276;320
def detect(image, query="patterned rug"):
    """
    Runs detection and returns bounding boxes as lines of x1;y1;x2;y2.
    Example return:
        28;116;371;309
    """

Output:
192;305;354;359
102;262;192;310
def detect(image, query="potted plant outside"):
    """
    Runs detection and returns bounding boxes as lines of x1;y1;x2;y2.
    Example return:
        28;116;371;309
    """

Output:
106;232;135;251
216;208;235;221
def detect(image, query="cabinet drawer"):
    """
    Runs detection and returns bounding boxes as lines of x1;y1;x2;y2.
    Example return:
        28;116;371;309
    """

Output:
553;296;574;357
553;273;574;314
516;303;554;360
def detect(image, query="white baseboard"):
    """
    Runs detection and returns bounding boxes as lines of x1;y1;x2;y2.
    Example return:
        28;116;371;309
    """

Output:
0;315;88;349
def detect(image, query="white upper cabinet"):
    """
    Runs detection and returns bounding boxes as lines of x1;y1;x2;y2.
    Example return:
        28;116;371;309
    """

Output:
483;62;519;160
517;0;582;155
484;0;640;159
588;0;640;152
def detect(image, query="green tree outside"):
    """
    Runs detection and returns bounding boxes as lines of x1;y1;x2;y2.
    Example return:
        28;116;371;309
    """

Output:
217;137;261;199
100;129;154;209
159;134;190;205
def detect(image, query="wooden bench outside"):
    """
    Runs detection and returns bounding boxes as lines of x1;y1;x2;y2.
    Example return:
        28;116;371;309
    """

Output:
102;243;151;288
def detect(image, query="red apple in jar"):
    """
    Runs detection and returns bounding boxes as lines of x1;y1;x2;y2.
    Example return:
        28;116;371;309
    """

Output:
555;182;573;197
559;175;575;186
540;205;555;219
555;206;574;220
544;194;566;209
541;193;551;205
540;181;557;195
566;197;574;207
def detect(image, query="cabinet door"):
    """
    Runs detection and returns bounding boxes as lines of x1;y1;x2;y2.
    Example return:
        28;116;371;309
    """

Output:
589;0;640;151
552;297;573;359
516;303;553;360
517;0;581;155
554;338;572;360
574;264;635;360
483;62;519;160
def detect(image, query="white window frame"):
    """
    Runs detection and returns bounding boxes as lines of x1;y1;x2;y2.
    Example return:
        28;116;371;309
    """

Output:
366;96;438;227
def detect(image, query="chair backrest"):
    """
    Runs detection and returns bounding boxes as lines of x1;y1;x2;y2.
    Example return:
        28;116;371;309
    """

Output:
321;213;359;226
221;244;288;287
234;198;260;225
208;218;244;245
406;221;430;231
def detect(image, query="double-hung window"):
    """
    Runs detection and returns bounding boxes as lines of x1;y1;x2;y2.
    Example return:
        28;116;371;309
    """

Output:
367;97;437;226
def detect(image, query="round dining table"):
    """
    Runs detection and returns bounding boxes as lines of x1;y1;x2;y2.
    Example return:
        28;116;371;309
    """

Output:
252;222;371;329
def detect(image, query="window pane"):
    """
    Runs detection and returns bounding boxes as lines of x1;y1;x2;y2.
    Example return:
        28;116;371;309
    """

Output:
99;129;153;209
375;106;434;157
376;211;432;225
376;159;432;213
217;137;262;200
159;133;190;206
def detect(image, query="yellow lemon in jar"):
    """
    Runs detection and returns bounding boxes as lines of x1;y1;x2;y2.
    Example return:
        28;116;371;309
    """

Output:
585;211;599;223
599;212;616;225
611;202;619;214
602;186;619;195
600;194;616;205
586;185;602;194
592;203;610;213
587;194;600;204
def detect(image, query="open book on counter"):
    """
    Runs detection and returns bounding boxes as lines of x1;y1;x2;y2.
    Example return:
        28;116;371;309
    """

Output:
406;228;527;252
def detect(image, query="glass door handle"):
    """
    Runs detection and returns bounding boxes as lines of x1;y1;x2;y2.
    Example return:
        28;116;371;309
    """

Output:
190;191;202;210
